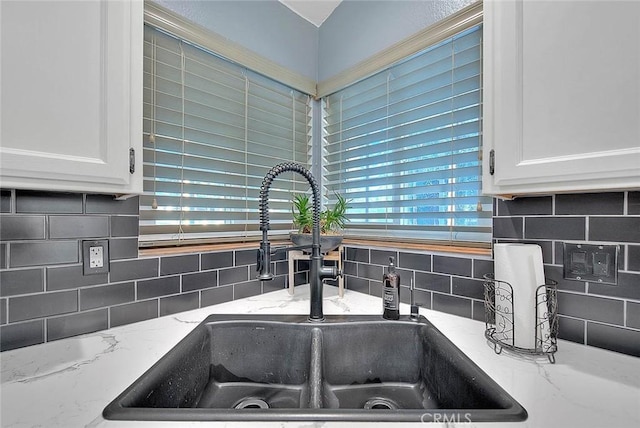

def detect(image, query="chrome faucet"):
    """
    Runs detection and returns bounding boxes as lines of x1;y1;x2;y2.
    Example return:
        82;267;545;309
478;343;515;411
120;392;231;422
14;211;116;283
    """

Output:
257;162;340;321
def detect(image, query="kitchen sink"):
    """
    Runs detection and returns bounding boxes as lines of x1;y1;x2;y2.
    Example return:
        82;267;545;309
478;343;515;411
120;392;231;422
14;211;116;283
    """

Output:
103;314;527;422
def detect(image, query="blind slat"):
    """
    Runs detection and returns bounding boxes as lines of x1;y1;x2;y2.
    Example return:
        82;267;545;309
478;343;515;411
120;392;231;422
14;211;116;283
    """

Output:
323;25;490;244
142;25;311;241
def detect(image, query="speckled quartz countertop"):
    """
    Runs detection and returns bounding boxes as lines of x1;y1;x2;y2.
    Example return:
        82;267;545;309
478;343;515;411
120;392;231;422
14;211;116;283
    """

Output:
2;285;639;428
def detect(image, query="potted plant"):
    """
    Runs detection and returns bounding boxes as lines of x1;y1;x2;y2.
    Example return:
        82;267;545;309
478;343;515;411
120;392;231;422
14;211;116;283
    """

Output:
290;192;349;253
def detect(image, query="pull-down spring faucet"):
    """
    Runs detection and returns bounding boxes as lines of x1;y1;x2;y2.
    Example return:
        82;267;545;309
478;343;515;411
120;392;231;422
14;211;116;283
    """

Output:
256;162;340;321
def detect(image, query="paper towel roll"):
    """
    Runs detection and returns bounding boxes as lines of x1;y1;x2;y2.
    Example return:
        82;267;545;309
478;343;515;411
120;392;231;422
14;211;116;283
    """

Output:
494;243;546;349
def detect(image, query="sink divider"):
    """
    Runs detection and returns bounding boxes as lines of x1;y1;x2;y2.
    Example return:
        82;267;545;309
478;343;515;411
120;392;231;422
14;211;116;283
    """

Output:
309;328;323;408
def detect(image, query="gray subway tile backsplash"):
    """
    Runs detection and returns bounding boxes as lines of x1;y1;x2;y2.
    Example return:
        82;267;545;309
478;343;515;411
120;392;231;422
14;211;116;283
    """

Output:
275;260;289;276
342;260;357;277
16;190;83;213
358;262;382;281
525;217;586;240
451;277;484;300
109;238;139;260
233;280;262;300
137;276;181;300
0;188;638;359
1;190;11;213
589;217;640;243
0;244;6;269
473;259;493;279
492;217;523;239
586;322;640;357
471;300;485;322
556;192;625;215
544;265;586;293
411;288;431;309
433;255;472;277
398;251;431;271
344;275;369;294
0;189;292;351
9;290;78;323
587;271;640;300
160;254;199;276
262;275;286;293
557;316;585;344
201;285;234;307
497;196;553;216
0;268;44;296
219;265;250;286
85;195;139;214
46;265;108;291
235;249;258;266
433;293;472;319
10;241;79;267
159;292;199;317
345;247;369;263
628;246;640;272
49;215;109;239
110;300;158;328
110;216;139;237
370;249;398;265
110;258;159;282
629;192;640;215
415;271;450;294
201;251;233;270
557;292;624;326
79;282;135;311
47;309;109;341
1;320;44;351
1;215;46;240
626;301;640;330
182;270;218;292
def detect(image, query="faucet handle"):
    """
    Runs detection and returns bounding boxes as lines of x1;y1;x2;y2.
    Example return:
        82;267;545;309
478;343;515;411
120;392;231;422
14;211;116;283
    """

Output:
256;244;274;281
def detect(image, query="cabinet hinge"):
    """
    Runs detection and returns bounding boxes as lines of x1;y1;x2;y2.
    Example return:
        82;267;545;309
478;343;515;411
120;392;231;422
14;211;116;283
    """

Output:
129;148;135;174
489;149;495;176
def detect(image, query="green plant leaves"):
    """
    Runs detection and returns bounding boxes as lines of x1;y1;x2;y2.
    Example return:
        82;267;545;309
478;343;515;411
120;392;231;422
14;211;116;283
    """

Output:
291;192;350;234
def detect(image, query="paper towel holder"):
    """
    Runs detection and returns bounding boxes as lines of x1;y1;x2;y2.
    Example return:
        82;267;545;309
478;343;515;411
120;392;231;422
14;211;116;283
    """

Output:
483;274;558;364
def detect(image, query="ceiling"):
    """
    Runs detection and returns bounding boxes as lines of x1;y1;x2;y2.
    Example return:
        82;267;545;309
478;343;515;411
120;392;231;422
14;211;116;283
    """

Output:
278;0;342;27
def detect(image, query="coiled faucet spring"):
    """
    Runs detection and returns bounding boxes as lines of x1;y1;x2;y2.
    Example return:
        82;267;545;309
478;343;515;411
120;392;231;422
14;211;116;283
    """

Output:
259;162;320;233
256;162;339;321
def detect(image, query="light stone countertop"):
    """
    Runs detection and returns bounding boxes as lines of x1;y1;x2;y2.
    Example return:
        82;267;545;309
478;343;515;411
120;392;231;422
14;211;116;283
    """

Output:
1;285;639;428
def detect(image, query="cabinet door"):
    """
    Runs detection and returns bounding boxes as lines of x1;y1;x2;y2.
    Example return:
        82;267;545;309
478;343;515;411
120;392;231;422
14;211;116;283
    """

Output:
483;0;640;195
0;0;142;194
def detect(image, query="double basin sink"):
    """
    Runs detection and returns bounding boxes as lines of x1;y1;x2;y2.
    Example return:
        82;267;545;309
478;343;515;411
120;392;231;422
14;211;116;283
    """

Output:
103;314;527;422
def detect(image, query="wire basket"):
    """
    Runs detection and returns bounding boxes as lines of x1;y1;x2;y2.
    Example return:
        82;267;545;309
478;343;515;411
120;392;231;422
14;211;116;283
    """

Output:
483;274;558;363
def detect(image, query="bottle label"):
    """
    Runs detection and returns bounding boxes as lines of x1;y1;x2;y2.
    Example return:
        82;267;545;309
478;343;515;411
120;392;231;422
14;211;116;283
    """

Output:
383;287;399;310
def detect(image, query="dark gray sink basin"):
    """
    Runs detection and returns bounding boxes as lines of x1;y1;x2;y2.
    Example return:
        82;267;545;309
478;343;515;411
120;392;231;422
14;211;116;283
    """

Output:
103;314;527;422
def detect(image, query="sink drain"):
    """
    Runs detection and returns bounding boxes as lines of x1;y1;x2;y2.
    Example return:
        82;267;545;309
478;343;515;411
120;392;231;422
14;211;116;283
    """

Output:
364;398;399;410
234;398;270;409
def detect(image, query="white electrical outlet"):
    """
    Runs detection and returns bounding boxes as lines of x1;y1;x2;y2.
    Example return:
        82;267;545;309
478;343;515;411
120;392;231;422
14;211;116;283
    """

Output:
82;240;109;275
90;246;104;268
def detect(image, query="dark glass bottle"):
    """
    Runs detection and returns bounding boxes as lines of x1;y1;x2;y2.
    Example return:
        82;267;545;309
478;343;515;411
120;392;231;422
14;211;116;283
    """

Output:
382;256;400;320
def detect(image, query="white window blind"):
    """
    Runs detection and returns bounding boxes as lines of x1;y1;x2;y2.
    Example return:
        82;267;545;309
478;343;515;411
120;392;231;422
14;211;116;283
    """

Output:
323;25;491;245
141;25;312;243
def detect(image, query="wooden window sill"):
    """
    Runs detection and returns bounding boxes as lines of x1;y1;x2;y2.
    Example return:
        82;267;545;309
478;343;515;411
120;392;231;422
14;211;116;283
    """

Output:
139;239;491;258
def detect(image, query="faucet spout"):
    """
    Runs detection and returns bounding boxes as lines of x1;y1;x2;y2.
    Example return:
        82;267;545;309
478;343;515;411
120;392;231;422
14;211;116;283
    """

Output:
257;162;337;321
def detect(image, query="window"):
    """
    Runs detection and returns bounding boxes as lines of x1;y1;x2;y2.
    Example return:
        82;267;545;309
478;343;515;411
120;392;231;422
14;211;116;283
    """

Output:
140;25;312;244
323;25;491;245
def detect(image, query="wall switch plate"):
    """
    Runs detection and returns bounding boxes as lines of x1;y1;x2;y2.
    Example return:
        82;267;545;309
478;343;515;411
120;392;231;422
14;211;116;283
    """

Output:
82;240;109;275
563;243;618;285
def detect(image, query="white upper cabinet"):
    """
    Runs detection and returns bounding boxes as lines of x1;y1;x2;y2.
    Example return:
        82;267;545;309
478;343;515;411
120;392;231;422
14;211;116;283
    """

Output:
0;0;143;194
483;0;640;196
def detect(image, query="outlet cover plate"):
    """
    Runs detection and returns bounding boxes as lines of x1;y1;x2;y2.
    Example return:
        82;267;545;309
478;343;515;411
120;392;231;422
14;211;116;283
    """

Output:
563;243;618;285
82;240;109;275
